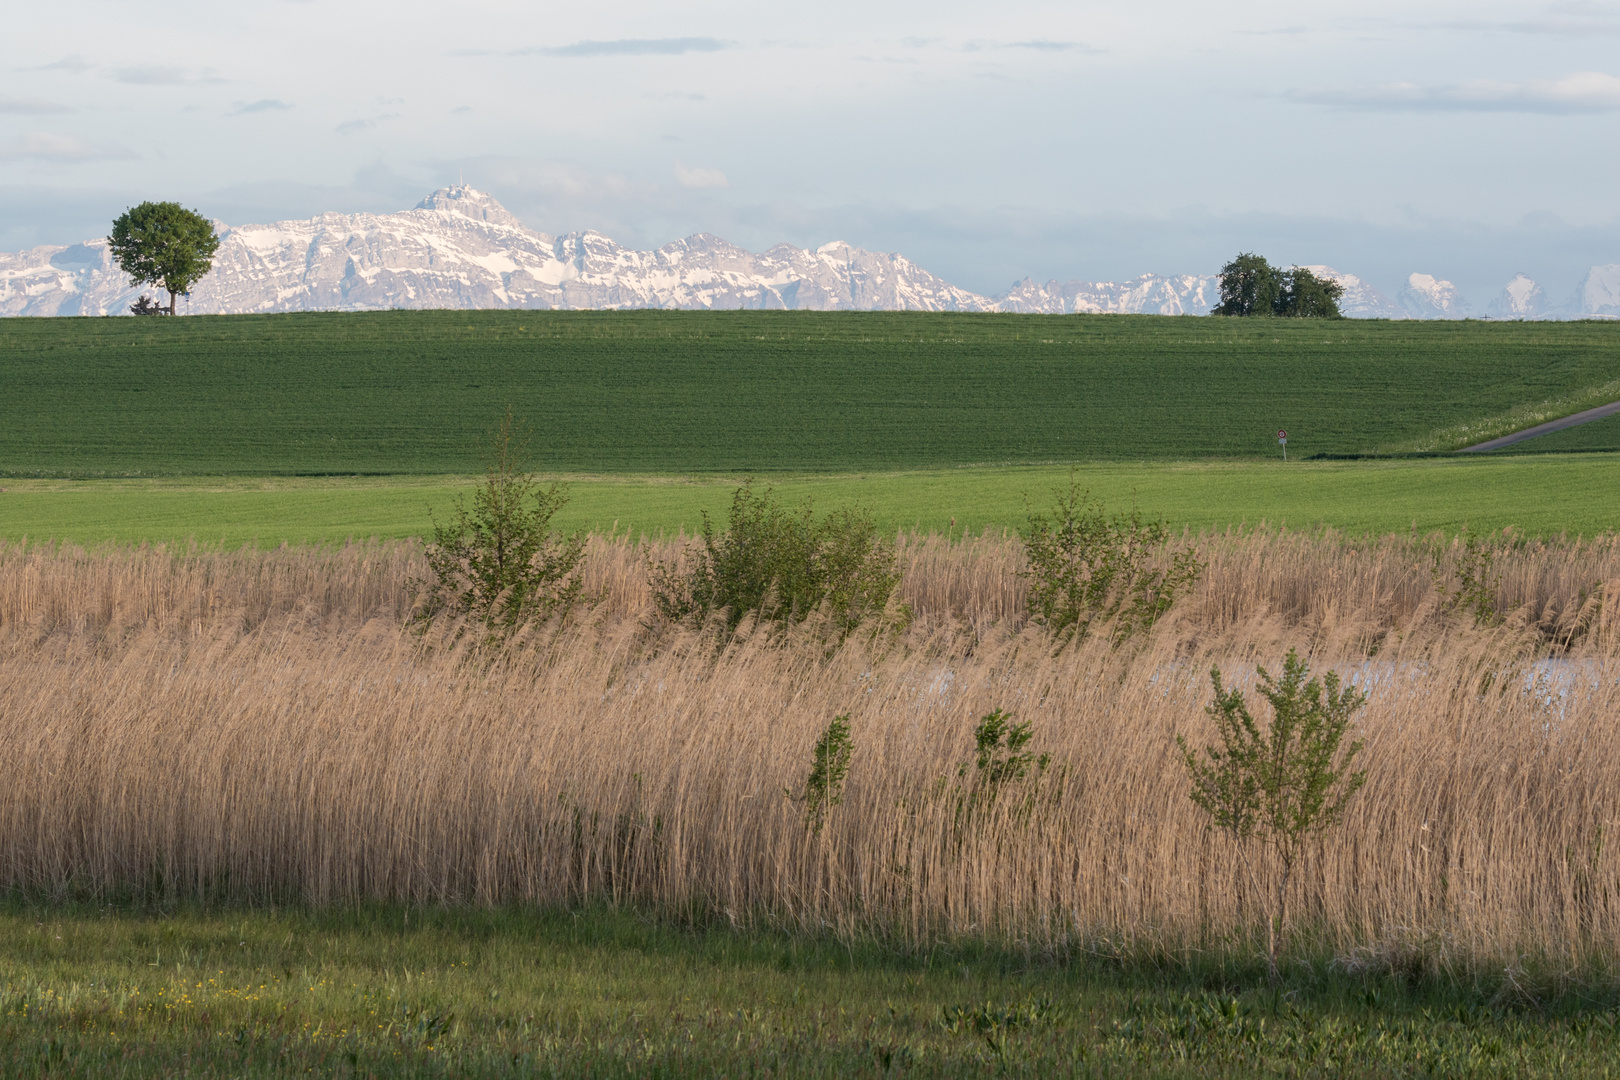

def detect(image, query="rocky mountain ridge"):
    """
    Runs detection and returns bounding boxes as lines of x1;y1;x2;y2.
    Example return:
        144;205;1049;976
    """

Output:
2;187;1615;319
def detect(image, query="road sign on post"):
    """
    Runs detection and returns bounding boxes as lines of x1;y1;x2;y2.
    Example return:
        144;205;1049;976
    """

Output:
1278;429;1288;461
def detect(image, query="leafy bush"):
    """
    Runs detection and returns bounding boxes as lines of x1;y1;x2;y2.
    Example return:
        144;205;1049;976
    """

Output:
963;709;1050;790
416;412;584;633
793;715;853;833
946;709;1054;833
649;482;903;639
1178;649;1367;984
1021;475;1203;644
1429;528;1504;628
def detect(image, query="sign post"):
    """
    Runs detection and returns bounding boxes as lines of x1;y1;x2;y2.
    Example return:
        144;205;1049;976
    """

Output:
1278;429;1288;461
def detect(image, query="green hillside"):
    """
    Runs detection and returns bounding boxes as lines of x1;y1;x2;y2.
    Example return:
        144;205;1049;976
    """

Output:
2;311;1617;476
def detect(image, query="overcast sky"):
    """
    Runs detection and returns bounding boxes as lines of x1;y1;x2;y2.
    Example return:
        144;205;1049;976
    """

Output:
3;0;1616;307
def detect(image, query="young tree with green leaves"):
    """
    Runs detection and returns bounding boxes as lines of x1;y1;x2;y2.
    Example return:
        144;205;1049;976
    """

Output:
794;715;854;834
417;411;584;634
1021;473;1203;645
107;201;221;315
1177;649;1367;984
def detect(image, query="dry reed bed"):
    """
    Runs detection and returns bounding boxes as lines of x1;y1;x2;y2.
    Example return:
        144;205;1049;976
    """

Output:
2;532;1619;974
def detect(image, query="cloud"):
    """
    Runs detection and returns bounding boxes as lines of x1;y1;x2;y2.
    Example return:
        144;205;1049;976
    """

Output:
231;99;292;115
1290;71;1620;113
1005;40;1096;51
112;65;225;85
519;37;733;58
0;97;73;114
674;161;728;189
335;114;401;135
1433;4;1620;36
38;55;92;73
0;132;135;161
961;38;1102;54
112;65;187;85
1440;18;1620;34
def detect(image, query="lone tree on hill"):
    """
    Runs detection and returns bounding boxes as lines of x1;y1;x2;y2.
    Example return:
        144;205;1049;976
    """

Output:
107;201;220;315
1212;253;1343;318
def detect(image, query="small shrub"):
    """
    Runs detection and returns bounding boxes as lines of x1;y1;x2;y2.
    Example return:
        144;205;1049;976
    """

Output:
649;482;903;640
415;411;584;634
1431;528;1503;628
1178;649;1367;984
1021;473;1202;644
949;709;1052;831
964;709;1049;789
793;715;853;833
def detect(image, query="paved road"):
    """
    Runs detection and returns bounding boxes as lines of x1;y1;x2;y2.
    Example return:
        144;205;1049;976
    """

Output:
1460;399;1620;452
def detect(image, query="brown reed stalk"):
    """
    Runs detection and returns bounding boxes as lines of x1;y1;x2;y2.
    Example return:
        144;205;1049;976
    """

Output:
0;530;1617;977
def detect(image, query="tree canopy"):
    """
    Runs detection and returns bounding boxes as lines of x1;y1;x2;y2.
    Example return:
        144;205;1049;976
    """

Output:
1212;253;1343;318
107;202;221;316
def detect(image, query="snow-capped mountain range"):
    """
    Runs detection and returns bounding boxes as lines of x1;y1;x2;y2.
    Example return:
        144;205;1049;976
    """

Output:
1;187;1616;320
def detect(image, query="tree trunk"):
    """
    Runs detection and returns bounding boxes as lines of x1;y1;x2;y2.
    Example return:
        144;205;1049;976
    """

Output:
167;288;178;316
1270;854;1293;986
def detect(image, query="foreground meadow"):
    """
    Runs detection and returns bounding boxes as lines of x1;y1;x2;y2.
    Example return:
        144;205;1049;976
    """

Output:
2;902;1618;1078
3;530;1620;1074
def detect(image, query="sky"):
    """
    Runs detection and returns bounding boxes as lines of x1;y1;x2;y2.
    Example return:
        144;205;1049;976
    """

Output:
2;0;1617;309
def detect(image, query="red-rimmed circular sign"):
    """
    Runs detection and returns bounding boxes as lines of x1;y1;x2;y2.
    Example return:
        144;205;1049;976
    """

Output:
1277;429;1287;439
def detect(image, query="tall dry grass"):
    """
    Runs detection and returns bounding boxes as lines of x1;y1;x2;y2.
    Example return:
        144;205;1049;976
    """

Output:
2;530;1619;976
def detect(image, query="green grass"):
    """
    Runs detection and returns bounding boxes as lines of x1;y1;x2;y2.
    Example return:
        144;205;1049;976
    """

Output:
4;455;1618;547
3;311;1619;476
0;900;1614;1078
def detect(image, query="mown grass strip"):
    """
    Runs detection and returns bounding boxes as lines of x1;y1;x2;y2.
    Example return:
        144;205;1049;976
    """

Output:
2;455;1617;546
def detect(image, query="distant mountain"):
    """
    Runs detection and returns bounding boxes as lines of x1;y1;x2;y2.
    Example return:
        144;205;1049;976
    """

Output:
1304;266;1406;319
1573;264;1620;318
996;274;1217;315
1488;274;1549;318
1398;273;1470;319
1479;267;1620;320
0;188;994;316
2;187;1614;320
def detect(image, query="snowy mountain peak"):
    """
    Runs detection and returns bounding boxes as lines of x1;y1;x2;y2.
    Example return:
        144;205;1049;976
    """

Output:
3;187;1616;320
1303;266;1405;319
1399;273;1469;319
1577;264;1620;317
1488;274;1548;318
412;185;528;229
994;273;1218;316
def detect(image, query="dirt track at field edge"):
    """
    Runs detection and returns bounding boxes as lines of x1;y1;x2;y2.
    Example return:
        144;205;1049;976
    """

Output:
1460;399;1620;452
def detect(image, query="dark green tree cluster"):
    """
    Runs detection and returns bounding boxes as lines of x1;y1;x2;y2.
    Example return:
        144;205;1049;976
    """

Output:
107;201;220;316
1211;253;1344;318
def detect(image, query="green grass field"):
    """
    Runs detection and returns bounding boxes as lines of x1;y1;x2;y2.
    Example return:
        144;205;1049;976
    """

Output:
1;901;1614;1078
4;455;1617;546
3;311;1618;476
